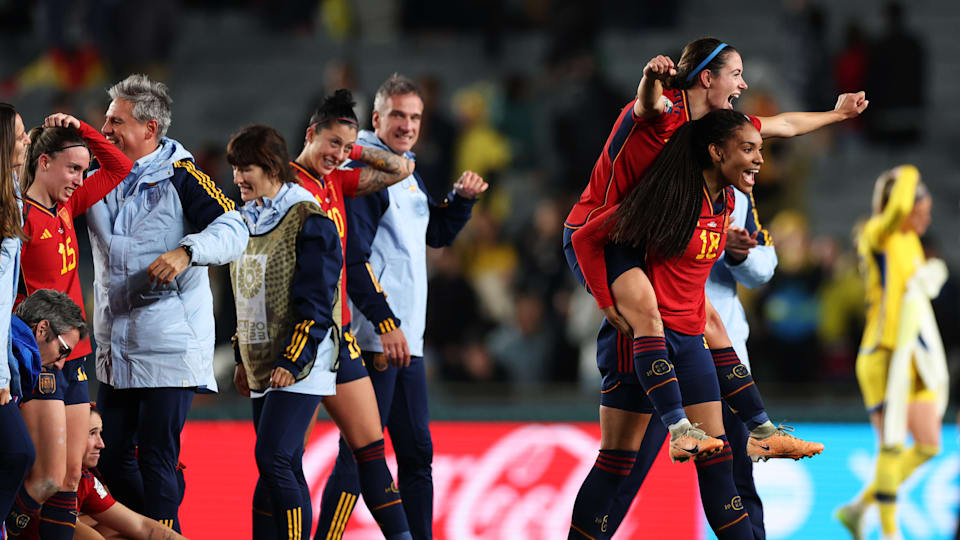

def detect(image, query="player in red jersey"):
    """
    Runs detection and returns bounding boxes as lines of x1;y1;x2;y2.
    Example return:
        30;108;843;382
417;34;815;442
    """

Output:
569;110;769;539
248;89;413;537
562;37;864;461
13;113;131;539
23;404;187;540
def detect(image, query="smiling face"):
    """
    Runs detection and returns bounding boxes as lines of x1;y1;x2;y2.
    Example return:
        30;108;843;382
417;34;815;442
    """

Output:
36;146;91;203
233;163;282;203
302;122;358;176
702;52;748;111
712;123;763;194
13;113;29;171
102;98;157;162
372;93;423;154
83;410;106;469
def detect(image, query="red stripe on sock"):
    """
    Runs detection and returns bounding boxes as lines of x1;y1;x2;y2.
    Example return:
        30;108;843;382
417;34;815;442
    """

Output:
594;462;632;475
633;345;668;353
597;454;636;466
713;360;740;366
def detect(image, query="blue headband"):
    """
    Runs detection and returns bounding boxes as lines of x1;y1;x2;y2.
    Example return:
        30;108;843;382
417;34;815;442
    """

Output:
685;43;728;83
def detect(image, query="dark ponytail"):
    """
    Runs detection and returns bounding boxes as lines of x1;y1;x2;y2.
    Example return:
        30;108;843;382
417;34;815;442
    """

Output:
668;37;740;91
308;89;359;133
0;103;25;240
609;109;752;259
20;126;88;193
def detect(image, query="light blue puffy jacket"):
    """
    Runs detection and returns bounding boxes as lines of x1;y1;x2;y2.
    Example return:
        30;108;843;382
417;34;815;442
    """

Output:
87;137;248;391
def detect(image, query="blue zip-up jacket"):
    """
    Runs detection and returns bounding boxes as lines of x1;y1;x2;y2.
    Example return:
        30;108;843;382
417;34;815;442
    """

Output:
705;190;777;370
87;137;249;391
239;182;342;387
345;130;477;356
0;185;22;395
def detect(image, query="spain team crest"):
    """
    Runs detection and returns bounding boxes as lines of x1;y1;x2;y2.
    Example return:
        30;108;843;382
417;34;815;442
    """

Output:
38;372;56;394
372;353;389;372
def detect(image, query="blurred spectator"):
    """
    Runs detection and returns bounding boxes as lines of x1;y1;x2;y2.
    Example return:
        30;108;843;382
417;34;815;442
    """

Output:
451;82;511;181
833;22;869;95
487;291;555;386
754;210;824;383
865;1;927;145
425;247;491;380
457;208;518;323
499;73;537;171
814;236;864;380
790;3;834;110
548;52;624;195
414;74;458;201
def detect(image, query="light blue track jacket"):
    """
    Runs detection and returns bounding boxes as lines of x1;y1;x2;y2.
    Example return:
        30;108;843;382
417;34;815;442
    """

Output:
704;190;777;370
87;137;248;391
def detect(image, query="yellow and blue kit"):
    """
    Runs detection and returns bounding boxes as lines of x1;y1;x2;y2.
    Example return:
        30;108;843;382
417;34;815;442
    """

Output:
856;165;936;412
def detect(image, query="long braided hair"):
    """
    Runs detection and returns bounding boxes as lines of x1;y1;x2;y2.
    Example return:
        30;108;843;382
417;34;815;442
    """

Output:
609;109;752;260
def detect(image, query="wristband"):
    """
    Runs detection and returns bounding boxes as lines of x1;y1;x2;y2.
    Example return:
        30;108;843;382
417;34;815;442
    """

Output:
348;144;364;161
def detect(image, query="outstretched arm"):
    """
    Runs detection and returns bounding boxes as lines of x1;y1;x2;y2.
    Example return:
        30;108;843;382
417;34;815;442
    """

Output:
352;146;415;196
757;91;868;138
633;55;677;120
92;501;188;540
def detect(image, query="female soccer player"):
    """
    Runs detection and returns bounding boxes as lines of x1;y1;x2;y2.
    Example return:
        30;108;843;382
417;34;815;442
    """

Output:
227;124;412;540
24;404;187;540
836;165;942;540
0;102;35;530
562;37;862;461
569;109;768;539
16;112;132;538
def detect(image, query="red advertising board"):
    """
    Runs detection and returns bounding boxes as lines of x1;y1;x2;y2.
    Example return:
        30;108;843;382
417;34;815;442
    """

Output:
178;421;701;539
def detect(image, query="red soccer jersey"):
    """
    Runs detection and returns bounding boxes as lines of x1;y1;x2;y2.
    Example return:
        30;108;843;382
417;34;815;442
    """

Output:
565;91;760;308
78;469;116;515
21;470;115;539
291;161;360;326
18;121;133;360
572;185;735;334
565;89;692;230
646;186;734;335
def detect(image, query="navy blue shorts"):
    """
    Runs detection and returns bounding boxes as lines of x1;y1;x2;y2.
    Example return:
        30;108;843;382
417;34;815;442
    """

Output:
599;325;721;413
61;357;91;406
562;227;646;291
20;367;66;403
335;328;368;384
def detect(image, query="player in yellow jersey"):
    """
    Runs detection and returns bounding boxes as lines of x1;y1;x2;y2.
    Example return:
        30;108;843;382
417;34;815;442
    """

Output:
837;165;945;540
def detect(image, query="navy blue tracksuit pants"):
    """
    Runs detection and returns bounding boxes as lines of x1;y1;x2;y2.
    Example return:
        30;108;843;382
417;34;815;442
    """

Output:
0;400;36;524
601;406;765;539
96;384;193;532
317;353;434;540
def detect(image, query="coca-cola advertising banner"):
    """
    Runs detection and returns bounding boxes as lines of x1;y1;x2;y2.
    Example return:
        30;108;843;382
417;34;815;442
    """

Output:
178;422;959;539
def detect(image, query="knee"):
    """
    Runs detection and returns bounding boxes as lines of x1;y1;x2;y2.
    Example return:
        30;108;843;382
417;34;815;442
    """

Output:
254;440;292;479
397;442;433;472
35;475;61;500
62;463;83;492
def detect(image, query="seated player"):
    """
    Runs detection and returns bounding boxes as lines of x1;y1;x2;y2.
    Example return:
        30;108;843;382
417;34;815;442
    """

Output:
23;403;188;540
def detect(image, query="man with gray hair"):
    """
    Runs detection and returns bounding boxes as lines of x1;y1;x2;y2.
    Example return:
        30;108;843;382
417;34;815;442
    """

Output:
315;73;487;540
86;73;248;532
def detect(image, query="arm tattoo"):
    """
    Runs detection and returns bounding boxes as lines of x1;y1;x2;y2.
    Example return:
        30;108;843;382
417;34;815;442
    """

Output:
355;146;414;196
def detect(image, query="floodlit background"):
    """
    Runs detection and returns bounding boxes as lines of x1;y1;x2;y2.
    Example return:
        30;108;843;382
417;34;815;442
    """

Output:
4;0;960;538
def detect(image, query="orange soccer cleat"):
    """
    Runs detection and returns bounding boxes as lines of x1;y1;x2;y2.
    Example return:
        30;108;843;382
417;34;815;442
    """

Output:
747;424;824;462
669;423;724;463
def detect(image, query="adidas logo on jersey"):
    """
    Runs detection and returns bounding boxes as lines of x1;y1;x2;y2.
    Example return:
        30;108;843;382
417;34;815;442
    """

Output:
40;229;53;240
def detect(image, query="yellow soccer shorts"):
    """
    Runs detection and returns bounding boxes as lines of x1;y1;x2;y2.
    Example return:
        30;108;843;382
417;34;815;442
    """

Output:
856;347;937;413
